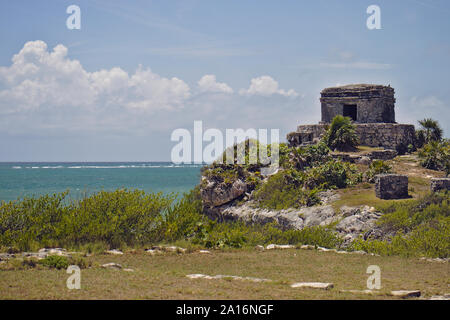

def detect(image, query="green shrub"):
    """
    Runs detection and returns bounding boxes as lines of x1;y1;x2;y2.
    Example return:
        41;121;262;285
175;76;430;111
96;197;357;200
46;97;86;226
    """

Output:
0;191;70;251
0;189;197;250
192;220;342;249
39;255;69;269
352;192;450;258
253;170;321;210
418;140;450;174
365;160;392;183
283;142;331;170
376;191;449;233
322;115;359;151
351;217;449;258
304;160;362;189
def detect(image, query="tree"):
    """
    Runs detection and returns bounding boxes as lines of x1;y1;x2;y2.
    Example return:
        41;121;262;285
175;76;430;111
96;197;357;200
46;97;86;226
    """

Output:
323;115;359;151
416;118;443;147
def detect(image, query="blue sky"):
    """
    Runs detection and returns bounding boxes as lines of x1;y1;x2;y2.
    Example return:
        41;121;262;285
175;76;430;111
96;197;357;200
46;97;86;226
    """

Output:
0;0;449;161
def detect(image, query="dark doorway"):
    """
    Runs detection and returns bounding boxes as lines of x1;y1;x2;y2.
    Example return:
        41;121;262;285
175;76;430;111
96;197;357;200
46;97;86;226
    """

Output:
343;104;357;121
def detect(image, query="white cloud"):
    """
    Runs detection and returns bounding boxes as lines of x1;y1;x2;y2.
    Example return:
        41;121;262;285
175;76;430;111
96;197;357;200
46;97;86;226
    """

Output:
0;40;190;114
239;75;298;97
0;40;307;149
197;74;233;94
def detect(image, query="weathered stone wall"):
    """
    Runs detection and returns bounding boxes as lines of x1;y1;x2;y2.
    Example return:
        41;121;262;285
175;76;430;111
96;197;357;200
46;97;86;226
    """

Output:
320;84;395;123
287;124;327;146
375;174;409;199
430;178;450;192
355;123;415;152
287;123;415;153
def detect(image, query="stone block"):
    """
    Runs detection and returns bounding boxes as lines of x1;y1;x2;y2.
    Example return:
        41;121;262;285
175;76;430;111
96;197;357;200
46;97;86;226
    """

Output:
375;174;409;199
430;178;450;192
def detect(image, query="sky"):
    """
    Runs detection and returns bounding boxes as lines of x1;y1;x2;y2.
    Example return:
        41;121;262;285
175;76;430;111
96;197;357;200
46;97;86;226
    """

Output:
0;0;449;161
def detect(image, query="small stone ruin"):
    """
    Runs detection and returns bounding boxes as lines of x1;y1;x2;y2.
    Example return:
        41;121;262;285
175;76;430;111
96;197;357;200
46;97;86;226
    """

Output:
375;174;409;199
287;84;416;153
430;178;450;192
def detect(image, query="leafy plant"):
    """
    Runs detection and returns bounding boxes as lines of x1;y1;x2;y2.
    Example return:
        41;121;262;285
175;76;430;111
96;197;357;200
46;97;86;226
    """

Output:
416;118;443;147
418;140;450;174
304;160;362;189
39;255;69;269
253;170;321;210
365;160;393;183
322;115;359;151
352;191;450;258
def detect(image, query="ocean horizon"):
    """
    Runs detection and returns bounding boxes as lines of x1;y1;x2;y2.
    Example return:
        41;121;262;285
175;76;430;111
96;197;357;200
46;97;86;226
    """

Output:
0;162;203;202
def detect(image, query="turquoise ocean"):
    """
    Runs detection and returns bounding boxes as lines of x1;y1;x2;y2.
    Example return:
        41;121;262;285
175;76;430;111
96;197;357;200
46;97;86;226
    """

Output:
0;162;202;202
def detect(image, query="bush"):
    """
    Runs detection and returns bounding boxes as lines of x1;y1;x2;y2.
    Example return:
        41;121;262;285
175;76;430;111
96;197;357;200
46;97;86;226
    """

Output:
418;140;450;174
192;220;342;249
0;189;202;250
39;255;69;269
283;142;331;170
322;115;359;151
253;170;321;210
365;160;392;183
351;217;449;258
376;192;449;233
304;160;362;189
351;192;450;258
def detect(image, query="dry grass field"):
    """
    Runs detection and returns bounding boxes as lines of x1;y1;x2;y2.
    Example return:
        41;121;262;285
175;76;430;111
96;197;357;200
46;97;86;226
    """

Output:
1;248;448;300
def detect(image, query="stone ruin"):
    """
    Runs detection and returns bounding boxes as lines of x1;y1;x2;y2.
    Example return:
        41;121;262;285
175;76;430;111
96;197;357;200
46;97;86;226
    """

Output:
375;174;409;199
431;178;450;192
287;84;416;152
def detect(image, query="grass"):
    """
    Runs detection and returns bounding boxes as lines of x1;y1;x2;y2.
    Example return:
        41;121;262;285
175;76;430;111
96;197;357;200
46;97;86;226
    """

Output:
0;249;448;299
390;155;446;178
332;173;439;212
332;184;414;212
330;145;384;156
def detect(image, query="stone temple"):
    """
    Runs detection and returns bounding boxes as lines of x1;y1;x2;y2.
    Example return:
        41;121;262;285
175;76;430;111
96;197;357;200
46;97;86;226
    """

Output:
287;84;416;152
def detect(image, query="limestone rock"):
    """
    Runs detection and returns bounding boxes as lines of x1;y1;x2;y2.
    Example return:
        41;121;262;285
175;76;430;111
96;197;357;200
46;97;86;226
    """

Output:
145;246;186;254
38;248;68;256
390;290;421;298
101;263;122;269
429;294;450;300
266;244;295;250
291;282;334;290
300;205;337;227
106;249;123;255
187;274;272;283
201;179;247;207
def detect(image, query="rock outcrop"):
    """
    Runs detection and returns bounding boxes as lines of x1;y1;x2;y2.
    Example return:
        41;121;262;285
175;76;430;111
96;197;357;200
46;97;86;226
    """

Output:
201;178;248;220
211;197;383;246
